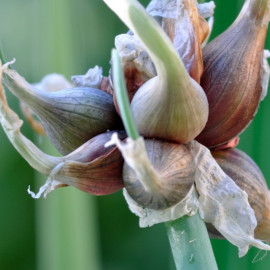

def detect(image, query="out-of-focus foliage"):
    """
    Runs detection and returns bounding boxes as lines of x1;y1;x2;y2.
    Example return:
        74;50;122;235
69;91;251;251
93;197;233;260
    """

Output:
0;0;270;269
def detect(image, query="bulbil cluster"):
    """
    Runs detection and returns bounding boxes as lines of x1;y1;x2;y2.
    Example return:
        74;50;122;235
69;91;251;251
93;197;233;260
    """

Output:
0;0;270;253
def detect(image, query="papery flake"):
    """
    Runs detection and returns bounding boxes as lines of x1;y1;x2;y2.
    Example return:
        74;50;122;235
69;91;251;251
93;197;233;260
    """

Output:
123;186;199;227
260;49;270;100
147;0;208;82
71;66;103;89
115;33;156;100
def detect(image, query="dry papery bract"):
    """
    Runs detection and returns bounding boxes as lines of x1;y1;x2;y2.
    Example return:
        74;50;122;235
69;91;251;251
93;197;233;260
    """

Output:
212;148;270;242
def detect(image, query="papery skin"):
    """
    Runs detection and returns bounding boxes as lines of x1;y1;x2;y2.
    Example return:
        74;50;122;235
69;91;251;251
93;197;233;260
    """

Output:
113;33;156;112
186;141;270;257
123;185;199;227
147;0;208;82
212;148;270;242
196;0;270;149
71;66;103;89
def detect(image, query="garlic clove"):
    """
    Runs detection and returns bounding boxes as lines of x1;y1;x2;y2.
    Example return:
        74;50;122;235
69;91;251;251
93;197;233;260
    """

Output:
104;0;209;144
196;0;270;149
21;73;72;135
212;147;270;242
106;133;195;210
40;144;125;197
2;63;122;154
131;76;209;144
0;61;126;197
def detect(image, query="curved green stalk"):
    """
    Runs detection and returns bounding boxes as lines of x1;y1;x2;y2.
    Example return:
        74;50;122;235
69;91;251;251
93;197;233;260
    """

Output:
111;49;139;140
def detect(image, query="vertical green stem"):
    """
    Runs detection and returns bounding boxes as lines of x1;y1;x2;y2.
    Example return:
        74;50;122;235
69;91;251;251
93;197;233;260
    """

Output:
31;1;101;269
166;213;218;270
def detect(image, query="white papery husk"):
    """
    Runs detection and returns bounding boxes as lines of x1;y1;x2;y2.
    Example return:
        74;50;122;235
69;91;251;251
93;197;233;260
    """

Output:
260;49;270;101
107;133;270;257
147;0;215;48
146;0;215;74
147;0;215;19
71;65;103;89
197;1;215;18
115;33;156;79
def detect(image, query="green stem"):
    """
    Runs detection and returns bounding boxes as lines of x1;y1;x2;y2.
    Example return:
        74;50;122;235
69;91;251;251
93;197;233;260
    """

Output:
111;49;139;140
166;213;218;270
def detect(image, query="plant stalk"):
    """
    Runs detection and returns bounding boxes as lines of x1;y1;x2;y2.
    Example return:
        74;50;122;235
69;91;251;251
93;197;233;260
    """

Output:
166;213;218;270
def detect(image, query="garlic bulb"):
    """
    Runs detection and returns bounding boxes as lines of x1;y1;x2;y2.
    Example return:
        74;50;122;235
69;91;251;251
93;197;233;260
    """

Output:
2;65;121;154
196;0;270;148
109;135;196;210
104;0;209;144
212;148;270;241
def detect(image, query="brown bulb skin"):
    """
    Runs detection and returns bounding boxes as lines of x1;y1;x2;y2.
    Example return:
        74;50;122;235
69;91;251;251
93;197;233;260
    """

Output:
196;10;268;149
123;139;195;210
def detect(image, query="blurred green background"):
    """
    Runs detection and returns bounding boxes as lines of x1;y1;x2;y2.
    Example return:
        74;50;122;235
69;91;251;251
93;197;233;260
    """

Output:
0;0;270;269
